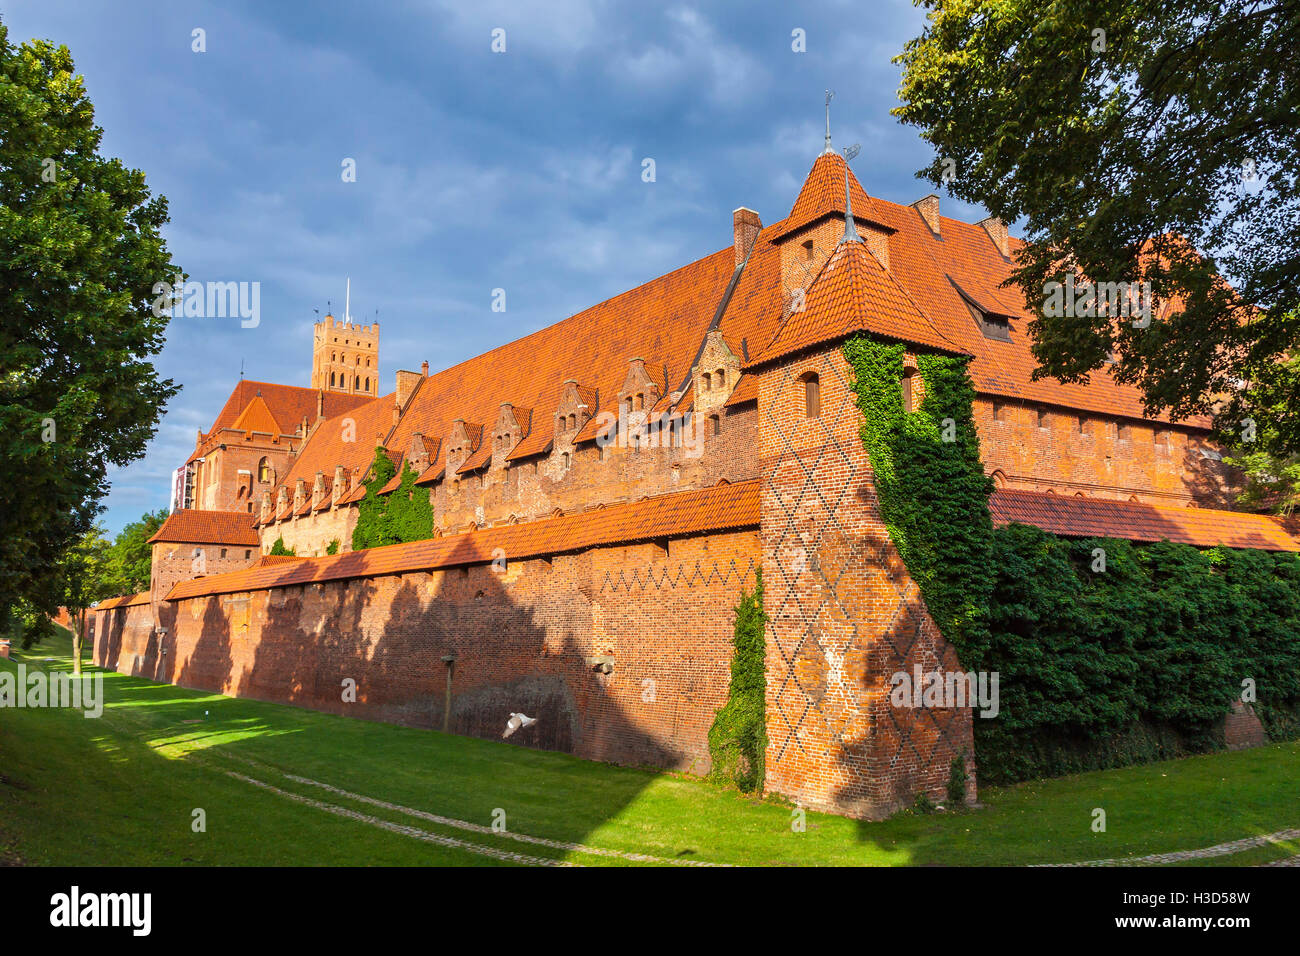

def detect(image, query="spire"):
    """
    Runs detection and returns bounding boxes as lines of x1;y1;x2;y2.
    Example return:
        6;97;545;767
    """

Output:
822;89;835;155
840;144;862;244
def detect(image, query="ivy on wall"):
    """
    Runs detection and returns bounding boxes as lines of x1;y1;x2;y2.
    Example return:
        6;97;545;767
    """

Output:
268;537;295;556
841;334;1300;784
842;335;995;663
977;525;1300;783
351;446;433;551
708;569;768;793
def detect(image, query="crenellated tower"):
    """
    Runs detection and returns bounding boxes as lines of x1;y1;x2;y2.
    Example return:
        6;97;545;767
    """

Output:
312;313;379;396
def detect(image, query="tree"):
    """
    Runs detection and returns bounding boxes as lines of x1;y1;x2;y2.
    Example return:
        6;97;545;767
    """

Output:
57;526;113;674
894;0;1300;454
0;20;180;623
105;508;168;594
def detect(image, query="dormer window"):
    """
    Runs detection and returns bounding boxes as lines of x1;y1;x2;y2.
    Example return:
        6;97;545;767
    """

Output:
977;310;1012;342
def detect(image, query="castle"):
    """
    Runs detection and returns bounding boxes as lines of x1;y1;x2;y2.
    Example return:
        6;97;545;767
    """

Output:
92;145;1298;819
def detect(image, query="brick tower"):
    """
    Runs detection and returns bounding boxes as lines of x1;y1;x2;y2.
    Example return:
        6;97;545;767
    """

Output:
311;313;379;397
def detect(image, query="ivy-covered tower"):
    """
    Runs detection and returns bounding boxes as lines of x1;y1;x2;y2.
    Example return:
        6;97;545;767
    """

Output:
744;160;980;818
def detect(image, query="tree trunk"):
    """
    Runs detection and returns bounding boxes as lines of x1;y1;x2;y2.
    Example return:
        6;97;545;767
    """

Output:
73;608;83;676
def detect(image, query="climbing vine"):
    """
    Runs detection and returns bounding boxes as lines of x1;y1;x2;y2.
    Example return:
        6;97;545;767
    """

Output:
842;335;995;663
351;446;433;551
708;569;768;794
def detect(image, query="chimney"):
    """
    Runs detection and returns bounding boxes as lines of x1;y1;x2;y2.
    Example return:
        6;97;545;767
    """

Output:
978;216;1010;258
316;389;325;421
395;369;422;409
421;360;429;376
333;464;346;505
912;194;940;236
733;207;762;267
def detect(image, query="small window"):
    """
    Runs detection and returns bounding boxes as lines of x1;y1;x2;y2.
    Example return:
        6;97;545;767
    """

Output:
710;414;721;436
364;377;369;392
1076;415;1087;435
258;457;271;482
702;372;711;391
330;372;336;387
716;369;726;389
803;239;814;261
1037;408;1050;429
978;311;1012;342
802;373;821;418
1117;422;1131;441
220;548;227;559
354;376;360;389
902;371;919;412
992;401;1005;422
561;451;571;470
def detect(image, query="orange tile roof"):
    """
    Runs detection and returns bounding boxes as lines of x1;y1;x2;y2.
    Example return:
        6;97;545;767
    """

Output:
149;509;261;546
228;393;283;436
96;592;151;610
990;489;1300;552
192;381;372;461
752;239;963;365
724;373;757;406
167;479;759;601
776;152;892;239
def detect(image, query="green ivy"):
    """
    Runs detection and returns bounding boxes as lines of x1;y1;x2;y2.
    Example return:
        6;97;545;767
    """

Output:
708;569;768;793
268;537;295;556
351;446;433;551
842;336;995;662
976;524;1300;783
325;539;340;556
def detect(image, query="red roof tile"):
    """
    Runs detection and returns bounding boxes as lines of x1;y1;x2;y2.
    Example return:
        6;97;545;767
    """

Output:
166;479;760;601
991;489;1300;552
149;510;261;547
96;592;151;610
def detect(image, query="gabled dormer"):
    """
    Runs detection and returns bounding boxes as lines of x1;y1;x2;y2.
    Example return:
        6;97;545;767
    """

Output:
491;403;530;468
445;419;483;475
694;329;742;415
618;357;662;435
554;380;595;442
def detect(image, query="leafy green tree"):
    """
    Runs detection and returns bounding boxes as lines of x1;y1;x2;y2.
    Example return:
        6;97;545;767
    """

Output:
0;20;180;623
105;508;168;594
895;0;1300;453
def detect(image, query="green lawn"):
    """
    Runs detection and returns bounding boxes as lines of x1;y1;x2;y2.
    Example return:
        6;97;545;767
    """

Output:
2;627;1297;866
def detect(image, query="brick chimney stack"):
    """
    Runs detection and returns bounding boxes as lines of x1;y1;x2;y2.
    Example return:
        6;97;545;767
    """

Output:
978;216;1010;258
733;207;762;267
912;194;940;236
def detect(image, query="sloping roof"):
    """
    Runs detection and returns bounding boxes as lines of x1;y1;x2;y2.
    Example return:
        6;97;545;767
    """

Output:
197;381;371;451
777;152;892;239
991;489;1300;552
228;393;283;436
149;509;261;547
168;479;759;601
96;592;151;610
752;239;963;365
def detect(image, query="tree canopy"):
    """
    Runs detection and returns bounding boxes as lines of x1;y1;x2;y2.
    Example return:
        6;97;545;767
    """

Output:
0;19;180;620
895;0;1300;454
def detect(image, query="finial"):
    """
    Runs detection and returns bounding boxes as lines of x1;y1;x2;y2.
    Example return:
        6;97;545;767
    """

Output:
822;90;836;155
840;144;862;244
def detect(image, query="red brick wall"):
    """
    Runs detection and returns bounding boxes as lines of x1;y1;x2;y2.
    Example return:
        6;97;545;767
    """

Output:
975;397;1237;506
757;342;975;819
150;541;260;602
98;530;759;773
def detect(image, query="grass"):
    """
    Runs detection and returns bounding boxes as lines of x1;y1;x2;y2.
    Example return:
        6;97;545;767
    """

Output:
2;627;1298;866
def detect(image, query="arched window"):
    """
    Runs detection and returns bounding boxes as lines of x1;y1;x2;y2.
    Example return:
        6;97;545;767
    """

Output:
330;372;336;387
364;377;369;392
634;393;643;411
257;457;271;483
331;352;336;362
802;372;821;418
702;372;712;391
354;376;360;389
716;369;726;389
561;451;571;470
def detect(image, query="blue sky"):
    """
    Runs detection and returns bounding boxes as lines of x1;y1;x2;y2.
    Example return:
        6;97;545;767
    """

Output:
4;0;991;535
